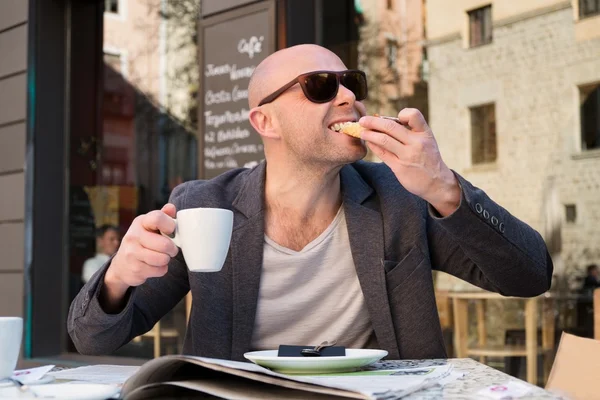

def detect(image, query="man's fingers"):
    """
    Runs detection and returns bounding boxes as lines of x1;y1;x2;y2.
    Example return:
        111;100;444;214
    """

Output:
138;229;179;257
130;260;169;279
366;142;400;166
397;108;429;132
161;203;177;218
359;116;412;144
360;129;404;156
137;246;173;267
140;210;176;235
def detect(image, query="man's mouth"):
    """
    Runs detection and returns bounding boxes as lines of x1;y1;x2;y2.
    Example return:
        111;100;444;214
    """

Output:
328;120;357;132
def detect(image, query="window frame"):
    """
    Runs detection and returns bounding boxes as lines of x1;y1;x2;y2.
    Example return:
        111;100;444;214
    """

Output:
580;83;600;152
579;0;600;19
104;0;119;15
470;103;497;166
467;5;493;48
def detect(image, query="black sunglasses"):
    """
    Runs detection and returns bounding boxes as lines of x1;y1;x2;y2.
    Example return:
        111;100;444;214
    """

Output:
258;70;368;106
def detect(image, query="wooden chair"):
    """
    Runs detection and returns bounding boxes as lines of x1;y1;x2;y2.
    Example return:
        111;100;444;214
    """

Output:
448;292;555;385
133;292;193;358
435;290;454;356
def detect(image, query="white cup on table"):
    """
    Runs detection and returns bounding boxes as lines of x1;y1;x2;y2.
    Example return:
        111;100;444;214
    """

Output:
163;207;233;272
0;317;23;380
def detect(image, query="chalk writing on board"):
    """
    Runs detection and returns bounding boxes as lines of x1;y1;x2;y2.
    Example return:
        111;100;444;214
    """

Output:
201;6;271;179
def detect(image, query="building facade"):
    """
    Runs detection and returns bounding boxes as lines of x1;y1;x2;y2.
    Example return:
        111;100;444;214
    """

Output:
359;0;428;118
427;0;600;290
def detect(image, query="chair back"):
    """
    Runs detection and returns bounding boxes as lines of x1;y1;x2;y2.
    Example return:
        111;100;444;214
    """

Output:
546;332;600;400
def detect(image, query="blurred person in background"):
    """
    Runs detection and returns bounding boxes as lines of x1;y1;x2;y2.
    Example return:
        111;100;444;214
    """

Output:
581;264;600;293
82;225;120;283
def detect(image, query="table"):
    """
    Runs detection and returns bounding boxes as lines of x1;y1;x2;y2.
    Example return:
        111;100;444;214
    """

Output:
388;358;560;399
6;358;560;399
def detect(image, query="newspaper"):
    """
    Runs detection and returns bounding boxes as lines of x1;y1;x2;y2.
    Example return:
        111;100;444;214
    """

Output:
48;365;139;385
120;356;459;400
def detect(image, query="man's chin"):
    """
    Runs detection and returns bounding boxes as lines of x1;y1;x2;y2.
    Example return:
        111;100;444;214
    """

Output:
338;144;367;164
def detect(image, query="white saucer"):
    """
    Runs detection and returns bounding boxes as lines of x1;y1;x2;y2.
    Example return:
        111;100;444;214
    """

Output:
244;348;388;374
0;383;119;399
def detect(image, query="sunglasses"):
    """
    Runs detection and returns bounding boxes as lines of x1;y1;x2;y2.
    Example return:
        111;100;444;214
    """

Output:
257;70;368;106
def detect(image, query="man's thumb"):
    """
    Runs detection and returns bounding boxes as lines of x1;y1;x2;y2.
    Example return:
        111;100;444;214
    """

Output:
161;203;177;218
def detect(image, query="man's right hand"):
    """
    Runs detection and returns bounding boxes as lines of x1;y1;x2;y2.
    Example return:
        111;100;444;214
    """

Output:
100;203;180;312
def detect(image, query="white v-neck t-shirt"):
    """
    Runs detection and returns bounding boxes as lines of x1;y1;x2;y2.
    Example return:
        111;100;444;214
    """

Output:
250;207;378;350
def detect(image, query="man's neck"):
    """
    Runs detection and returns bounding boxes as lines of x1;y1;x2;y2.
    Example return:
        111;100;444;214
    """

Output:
264;162;342;221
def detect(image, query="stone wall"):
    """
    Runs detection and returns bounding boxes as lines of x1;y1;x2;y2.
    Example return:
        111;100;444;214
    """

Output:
428;5;600;288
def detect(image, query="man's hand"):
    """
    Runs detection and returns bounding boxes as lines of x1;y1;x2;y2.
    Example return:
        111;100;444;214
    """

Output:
359;108;461;217
101;203;180;312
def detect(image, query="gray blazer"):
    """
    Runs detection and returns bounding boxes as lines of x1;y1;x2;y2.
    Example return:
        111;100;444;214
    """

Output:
68;161;552;361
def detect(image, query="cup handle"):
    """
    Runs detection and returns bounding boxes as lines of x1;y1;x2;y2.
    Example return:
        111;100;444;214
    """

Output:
161;216;181;248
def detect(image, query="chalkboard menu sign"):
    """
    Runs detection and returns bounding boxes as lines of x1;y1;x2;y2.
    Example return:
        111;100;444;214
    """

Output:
201;0;258;18
199;1;275;179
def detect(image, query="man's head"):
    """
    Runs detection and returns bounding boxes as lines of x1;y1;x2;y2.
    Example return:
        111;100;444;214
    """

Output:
96;225;120;256
248;44;368;170
587;264;598;278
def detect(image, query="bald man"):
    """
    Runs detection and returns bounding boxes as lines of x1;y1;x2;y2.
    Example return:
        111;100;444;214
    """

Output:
69;44;552;360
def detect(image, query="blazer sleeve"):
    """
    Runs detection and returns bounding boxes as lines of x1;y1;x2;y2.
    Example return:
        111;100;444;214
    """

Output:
427;172;553;297
67;184;191;355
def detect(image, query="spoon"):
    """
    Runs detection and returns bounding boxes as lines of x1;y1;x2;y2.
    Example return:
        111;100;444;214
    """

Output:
301;340;337;357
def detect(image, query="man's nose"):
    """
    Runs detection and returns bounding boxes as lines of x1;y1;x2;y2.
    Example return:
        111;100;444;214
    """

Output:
335;84;356;106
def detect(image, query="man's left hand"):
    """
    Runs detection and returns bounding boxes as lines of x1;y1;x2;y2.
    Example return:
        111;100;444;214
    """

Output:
359;108;461;217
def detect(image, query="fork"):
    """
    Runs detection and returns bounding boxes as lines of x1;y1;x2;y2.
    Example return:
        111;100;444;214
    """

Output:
300;340;337;357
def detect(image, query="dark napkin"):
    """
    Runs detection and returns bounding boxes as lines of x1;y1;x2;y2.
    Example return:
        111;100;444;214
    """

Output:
277;344;346;357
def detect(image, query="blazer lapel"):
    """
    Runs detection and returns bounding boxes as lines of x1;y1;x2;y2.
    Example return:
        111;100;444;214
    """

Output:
341;165;400;359
230;163;267;360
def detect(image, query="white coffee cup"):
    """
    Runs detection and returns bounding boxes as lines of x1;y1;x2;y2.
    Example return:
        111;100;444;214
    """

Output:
0;317;23;380
164;207;233;272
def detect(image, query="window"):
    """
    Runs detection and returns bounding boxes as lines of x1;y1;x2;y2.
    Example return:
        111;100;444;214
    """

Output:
103;53;121;73
387;0;394;10
104;0;119;14
580;0;600;19
386;39;397;69
580;84;600;151
565;204;577;223
471;104;497;164
468;5;492;47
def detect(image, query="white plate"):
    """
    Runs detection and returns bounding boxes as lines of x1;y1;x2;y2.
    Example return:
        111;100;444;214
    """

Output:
244;348;388;374
0;382;119;399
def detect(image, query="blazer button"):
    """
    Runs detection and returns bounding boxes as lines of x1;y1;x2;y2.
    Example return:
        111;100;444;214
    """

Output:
499;222;505;233
491;216;498;226
475;203;483;214
483;210;490;219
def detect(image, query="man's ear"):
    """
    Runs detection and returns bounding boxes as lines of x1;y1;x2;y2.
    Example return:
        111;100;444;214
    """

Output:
249;107;280;139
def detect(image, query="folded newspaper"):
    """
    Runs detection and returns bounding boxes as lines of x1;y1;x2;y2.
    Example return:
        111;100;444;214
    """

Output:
120;356;456;399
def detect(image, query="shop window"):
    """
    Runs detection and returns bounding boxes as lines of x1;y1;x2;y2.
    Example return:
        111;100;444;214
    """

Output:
580;0;600;19
471;103;497;165
468;5;492;47
580;83;600;150
104;0;119;14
